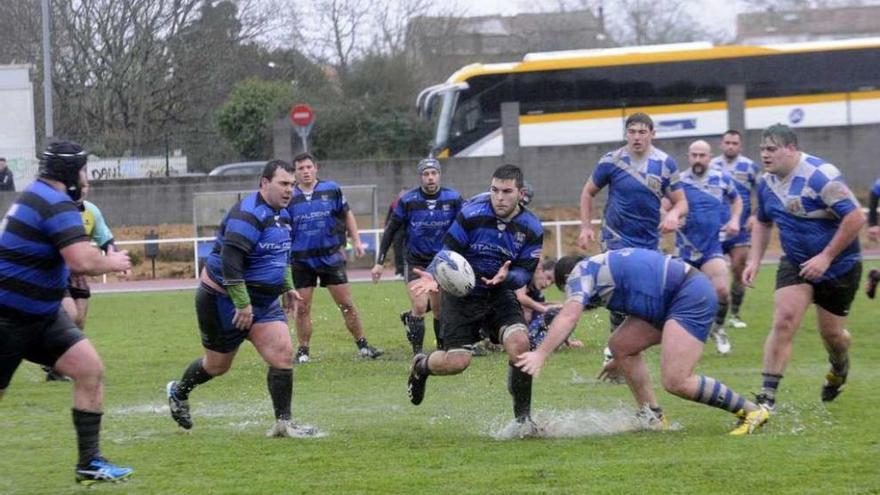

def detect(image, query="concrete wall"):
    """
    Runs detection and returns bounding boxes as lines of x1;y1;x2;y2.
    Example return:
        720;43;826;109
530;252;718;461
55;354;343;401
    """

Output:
1;123;877;227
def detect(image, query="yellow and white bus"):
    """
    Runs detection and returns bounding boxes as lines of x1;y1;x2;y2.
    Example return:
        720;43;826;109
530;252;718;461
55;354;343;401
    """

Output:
416;38;880;157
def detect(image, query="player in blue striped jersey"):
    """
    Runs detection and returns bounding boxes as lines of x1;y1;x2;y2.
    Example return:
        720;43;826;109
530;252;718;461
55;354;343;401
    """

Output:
287;153;381;363
677;140;742;355
406;165;544;432
371;158;462;354
710;130;761;329
516;249;770;435
0;141;134;484
744;124;865;410
166;160;320;438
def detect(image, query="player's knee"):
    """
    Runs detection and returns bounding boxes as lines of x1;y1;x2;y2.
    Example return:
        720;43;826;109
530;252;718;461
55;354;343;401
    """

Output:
203;360;232;376
445;349;472;371
296;301;312;317
411;300;428;316
501;323;529;353
607;335;627;358
74;315;86;330
337;301;357;315
70;356;104;384
773;309;801;333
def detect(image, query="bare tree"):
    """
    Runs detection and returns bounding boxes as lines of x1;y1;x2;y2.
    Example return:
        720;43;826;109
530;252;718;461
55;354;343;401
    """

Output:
0;0;42;65
286;0;371;81
604;0;721;45
372;0;433;55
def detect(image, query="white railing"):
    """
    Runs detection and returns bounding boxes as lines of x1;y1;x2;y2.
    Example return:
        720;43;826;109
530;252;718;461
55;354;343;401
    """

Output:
112;213;879;282
113;219;591;281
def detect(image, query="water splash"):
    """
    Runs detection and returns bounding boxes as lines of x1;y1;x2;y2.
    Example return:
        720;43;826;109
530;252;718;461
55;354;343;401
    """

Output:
488;406;681;440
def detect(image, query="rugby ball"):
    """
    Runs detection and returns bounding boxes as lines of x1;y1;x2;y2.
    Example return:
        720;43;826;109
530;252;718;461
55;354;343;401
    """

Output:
434;250;475;297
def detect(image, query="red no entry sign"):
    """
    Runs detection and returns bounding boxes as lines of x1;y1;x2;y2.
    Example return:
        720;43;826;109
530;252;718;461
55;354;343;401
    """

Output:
289;104;314;127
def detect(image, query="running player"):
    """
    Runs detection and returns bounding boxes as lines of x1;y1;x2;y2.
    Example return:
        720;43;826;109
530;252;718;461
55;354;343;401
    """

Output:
709;130;761;328
406;164;544;432
676;140;742;355
0;141;134;484
743;124;864;410
371;158;462;354
165;160;320;438
577;112;687;376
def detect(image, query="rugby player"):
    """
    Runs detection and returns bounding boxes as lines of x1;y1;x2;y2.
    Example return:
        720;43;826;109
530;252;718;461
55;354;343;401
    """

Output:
166;160;319;438
286;153;382;363
371;158;462;354
743;124;865;409
709;130;761;328
516;250;770;435
0;141;134;483
676;140;742;354
406;165;544;432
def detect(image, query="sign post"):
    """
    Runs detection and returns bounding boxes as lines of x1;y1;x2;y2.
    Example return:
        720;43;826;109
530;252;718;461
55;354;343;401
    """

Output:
289;104;315;152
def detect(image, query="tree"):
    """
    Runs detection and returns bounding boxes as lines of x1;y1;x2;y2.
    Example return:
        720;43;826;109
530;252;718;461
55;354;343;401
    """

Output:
607;0;716;45
215;77;294;160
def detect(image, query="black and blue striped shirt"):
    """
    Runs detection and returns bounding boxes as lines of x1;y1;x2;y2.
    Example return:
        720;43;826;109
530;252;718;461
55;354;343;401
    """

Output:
206;192;292;294
286;180;349;269
443;195;544;292
0;180;88;317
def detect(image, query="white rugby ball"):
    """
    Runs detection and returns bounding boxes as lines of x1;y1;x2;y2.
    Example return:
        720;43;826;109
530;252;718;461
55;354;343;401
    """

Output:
434;250;475;297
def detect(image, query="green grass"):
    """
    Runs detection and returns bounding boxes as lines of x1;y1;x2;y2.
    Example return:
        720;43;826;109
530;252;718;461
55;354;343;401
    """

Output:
2;263;879;494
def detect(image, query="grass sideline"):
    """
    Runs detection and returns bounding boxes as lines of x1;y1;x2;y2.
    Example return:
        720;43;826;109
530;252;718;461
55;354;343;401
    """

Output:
1;262;879;494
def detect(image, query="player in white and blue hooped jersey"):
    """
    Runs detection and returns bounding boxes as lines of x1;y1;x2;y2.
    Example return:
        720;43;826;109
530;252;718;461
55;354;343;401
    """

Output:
709;130;761;329
744;124;865;411
515;249;769;435
579;113;687;252
677;140;742;355
406;165;544;432
578;112;688;377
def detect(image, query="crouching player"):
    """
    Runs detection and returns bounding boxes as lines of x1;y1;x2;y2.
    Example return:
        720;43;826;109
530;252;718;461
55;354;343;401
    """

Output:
516;248;769;435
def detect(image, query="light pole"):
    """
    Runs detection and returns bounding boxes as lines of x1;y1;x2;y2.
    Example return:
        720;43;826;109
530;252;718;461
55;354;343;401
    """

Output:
41;0;54;139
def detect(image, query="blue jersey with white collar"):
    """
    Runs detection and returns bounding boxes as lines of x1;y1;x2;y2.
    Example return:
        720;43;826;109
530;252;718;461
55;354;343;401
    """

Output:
442;196;543;292
756;153;861;281
207;191;292;293
591;145;681;250
287;180;349;269
676;168;738;262
710;154;760;228
393;186;462;259
565;248;694;328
